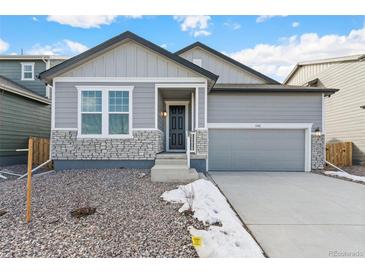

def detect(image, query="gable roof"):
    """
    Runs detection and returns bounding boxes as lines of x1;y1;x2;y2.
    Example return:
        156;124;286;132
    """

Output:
39;31;218;84
175;42;280;84
283;54;365;84
0;75;50;104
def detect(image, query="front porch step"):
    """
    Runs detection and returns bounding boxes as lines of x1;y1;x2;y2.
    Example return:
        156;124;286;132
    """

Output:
155;158;187;166
155;153;186;159
152;152;199;183
151;166;199;183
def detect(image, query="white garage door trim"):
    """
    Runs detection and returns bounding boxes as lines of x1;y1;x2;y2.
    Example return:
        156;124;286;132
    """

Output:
207;123;313;172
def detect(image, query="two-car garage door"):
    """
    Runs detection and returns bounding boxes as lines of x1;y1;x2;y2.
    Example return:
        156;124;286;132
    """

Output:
208;129;306;171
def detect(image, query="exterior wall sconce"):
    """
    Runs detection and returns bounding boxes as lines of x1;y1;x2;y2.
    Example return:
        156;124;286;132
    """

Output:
315;127;322;139
160;111;167;117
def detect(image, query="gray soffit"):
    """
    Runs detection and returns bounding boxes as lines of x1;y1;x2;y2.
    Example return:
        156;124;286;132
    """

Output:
211;83;338;95
38;31;219;83
0;75;50;104
175;41;280;85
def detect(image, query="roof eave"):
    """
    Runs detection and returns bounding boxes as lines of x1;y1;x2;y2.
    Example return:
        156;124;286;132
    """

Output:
0;84;50;104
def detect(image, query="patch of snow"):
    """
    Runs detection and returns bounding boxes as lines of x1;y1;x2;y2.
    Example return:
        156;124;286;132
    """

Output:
161;179;264;258
324;171;365;183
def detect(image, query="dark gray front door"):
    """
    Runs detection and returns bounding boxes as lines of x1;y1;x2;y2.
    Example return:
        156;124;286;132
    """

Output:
169;105;185;150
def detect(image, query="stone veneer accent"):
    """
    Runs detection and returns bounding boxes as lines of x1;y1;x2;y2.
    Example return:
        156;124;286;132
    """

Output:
51;130;164;160
191;129;208;159
312;135;325;169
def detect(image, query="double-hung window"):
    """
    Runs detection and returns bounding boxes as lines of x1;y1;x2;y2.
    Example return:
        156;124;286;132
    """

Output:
77;86;133;138
21;62;34;80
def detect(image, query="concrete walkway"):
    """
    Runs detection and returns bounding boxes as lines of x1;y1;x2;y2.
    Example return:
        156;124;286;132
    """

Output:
210;172;365;258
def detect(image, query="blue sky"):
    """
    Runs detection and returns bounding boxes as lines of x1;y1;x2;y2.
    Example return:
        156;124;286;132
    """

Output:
1;15;364;80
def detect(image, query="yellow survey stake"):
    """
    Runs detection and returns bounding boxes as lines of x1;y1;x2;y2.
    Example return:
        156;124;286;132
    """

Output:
192;236;202;247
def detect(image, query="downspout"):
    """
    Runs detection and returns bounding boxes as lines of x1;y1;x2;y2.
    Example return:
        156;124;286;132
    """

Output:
41;57;51;98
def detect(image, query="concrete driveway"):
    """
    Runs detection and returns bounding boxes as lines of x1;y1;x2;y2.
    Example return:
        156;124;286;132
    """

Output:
209;172;365;258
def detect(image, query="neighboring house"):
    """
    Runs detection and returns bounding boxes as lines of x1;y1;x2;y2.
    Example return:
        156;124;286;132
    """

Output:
39;31;336;179
0;55;67;165
284;55;365;165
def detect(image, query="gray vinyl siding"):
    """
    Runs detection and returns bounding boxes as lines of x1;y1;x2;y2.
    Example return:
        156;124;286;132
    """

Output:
198;87;205;128
286;61;365;164
0;60;47;96
208;92;322;131
0;89;50;163
60;41;199;78
179;47;266;84
54;82;156;129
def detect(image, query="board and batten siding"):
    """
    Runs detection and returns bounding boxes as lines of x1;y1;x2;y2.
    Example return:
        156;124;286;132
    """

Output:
0;60;47;97
286;63;332;86
54;82;156;129
287;61;365;164
60;41;198;78
179;47;266;84
208;92;322;131
0;90;50;164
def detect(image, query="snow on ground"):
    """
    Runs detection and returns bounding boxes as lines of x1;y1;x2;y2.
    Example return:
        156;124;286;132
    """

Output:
161;179;264;258
324;171;365;183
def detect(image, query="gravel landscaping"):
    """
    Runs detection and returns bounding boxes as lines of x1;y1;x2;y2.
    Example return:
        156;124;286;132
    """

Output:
0;168;205;258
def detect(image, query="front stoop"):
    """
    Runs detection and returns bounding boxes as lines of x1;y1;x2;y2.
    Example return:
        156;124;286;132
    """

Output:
151;153;199;183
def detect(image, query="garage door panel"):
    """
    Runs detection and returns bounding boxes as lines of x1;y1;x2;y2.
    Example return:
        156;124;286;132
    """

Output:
209;129;305;171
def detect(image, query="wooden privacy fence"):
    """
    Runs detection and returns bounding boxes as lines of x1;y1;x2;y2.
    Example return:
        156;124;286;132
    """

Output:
30;136;52;169
326;142;352;167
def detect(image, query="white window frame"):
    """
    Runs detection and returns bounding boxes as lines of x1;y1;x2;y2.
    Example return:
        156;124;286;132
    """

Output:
76;86;134;139
21;62;35;81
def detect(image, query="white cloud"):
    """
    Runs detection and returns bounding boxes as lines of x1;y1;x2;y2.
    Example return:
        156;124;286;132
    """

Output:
174;16;211;37
292;22;300;28
160;43;168;49
227;25;365;81
47;15;117;29
193;30;211;37
256;15;286;23
26;39;88;55
32;16;38;22
224;21;241;30
0;38;9;53
124;15;143;19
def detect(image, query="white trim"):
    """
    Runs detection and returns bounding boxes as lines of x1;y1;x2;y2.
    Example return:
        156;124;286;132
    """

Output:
53;128;78;131
132;128;160;131
191;92;195;130
51;79;55;129
76;86;134;139
207;122;313;172
54;77;207;83
165;101;189;152
204;85;208;129
207;123;313;129
195;87;199;130
21;62;35;81
321;93;325;134
155;84;158;129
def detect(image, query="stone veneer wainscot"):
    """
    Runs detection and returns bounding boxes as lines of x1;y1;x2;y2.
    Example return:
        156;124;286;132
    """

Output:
51;130;164;160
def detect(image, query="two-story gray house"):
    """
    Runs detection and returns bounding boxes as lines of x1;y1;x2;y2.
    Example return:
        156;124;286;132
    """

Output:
0;55;67;165
39;31;337;182
284;55;365;165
